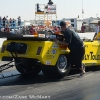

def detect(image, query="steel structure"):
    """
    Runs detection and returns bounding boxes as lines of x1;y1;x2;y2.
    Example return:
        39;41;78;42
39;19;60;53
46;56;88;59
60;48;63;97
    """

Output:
35;4;57;26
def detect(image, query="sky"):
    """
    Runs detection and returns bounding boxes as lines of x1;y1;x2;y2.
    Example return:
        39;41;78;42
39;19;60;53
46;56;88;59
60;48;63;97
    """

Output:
0;0;100;20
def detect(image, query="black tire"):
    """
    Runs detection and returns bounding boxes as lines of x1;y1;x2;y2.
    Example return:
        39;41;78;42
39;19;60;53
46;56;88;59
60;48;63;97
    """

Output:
15;59;41;75
41;55;71;78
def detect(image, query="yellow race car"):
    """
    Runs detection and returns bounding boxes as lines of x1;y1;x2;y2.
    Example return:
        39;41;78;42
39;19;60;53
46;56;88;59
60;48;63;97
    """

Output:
0;32;99;78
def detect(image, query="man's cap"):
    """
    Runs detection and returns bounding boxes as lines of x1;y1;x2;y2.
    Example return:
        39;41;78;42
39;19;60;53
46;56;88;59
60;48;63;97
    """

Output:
60;21;66;26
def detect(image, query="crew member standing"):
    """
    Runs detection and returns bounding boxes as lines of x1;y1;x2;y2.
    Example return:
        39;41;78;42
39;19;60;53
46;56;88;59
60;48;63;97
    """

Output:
93;21;100;40
54;21;85;76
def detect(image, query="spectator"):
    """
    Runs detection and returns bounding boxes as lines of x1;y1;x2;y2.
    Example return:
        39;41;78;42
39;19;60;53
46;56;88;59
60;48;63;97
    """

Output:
0;16;2;30
4;25;10;33
2;16;6;28
9;18;12;27
93;21;100;40
6;16;9;25
37;3;42;12
12;18;16;28
81;23;86;33
48;0;53;5
17;16;21;26
53;26;60;34
26;26;30;35
21;26;26;35
29;25;35;35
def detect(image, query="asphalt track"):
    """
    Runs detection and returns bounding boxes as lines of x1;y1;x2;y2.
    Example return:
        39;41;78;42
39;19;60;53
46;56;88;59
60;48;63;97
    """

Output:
0;61;100;100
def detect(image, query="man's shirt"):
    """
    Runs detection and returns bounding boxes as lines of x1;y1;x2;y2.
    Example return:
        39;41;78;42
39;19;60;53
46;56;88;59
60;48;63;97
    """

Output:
63;28;83;51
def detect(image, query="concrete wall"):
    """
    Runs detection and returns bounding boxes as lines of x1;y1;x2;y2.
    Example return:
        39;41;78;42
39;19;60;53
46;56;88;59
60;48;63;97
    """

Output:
0;38;6;47
78;32;95;40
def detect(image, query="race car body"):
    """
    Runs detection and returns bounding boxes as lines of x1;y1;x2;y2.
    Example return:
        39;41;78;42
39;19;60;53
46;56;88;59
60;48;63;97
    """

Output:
1;38;100;66
0;38;69;66
83;40;100;66
0;32;99;78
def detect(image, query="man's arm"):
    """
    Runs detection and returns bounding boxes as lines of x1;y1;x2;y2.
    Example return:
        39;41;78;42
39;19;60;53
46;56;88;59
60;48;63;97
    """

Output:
54;29;72;46
57;40;69;46
63;29;72;44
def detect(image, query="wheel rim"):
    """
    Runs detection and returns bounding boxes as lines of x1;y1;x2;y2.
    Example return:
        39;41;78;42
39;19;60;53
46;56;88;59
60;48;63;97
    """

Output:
57;55;68;72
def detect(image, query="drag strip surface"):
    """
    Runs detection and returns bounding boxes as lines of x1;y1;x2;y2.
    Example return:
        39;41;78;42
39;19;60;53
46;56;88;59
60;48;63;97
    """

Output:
0;61;100;100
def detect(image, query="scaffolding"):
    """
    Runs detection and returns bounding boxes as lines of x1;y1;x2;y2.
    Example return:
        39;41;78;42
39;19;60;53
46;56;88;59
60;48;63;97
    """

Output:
35;4;57;26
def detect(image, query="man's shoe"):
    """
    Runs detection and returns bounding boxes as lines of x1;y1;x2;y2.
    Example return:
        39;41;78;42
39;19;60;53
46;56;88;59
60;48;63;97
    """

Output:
82;64;85;71
80;70;86;76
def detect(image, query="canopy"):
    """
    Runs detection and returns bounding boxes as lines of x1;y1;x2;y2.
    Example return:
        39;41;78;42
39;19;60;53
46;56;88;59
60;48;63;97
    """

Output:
90;20;100;24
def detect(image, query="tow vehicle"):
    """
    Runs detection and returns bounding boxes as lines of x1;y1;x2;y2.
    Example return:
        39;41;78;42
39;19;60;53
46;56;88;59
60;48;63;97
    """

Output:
0;31;99;78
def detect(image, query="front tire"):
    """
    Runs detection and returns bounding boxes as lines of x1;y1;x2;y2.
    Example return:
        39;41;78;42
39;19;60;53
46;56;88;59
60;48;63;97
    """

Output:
42;55;71;78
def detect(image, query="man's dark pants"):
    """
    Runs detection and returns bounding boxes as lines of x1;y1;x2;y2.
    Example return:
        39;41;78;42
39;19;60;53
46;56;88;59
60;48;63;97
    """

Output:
69;46;85;68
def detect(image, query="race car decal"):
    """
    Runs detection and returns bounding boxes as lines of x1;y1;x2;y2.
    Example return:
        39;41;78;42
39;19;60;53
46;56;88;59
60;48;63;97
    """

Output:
52;45;59;48
92;45;100;47
51;50;57;54
36;47;42;55
46;61;51;65
84;45;88;48
84;52;100;60
46;55;54;59
52;43;59;48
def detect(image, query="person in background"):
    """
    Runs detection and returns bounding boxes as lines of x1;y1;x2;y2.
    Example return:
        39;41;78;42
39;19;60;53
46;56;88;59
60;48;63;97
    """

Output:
48;0;53;5
37;3;42;12
4;25;10;33
53;26;60;34
9;18;12;27
29;25;35;35
17;16;21;26
6;16;9;25
81;23;86;33
53;21;85;76
12;18;16;28
93;21;100;40
26;26;30;35
21;26;26;35
2;16;6;28
0;16;2;30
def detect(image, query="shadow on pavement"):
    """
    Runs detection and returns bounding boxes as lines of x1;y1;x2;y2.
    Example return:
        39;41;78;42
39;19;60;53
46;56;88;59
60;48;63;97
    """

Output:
0;66;100;86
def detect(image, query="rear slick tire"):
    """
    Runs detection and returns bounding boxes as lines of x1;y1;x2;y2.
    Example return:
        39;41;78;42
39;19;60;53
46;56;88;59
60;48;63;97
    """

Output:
42;55;71;79
15;59;41;76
